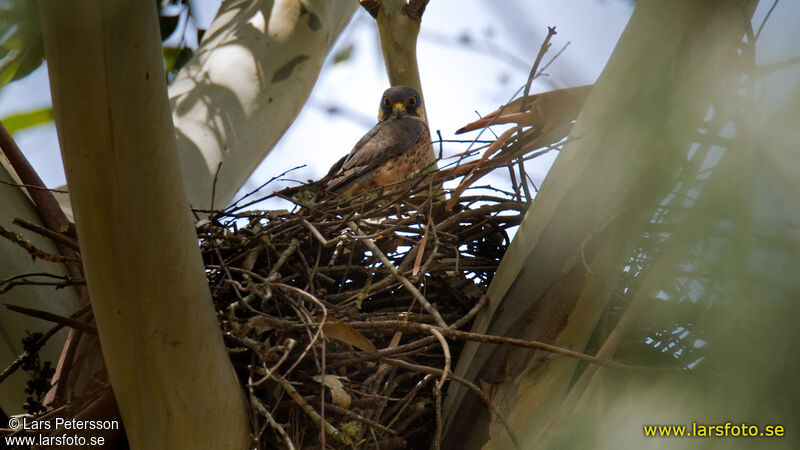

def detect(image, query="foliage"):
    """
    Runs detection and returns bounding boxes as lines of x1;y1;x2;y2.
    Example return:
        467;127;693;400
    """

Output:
157;0;208;82
1;107;52;133
0;0;44;88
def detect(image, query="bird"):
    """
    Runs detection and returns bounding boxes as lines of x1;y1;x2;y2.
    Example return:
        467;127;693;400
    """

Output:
319;86;432;196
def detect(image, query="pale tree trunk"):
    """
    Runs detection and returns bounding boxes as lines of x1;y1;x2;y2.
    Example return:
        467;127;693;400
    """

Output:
441;0;795;449
39;0;249;448
169;0;357;210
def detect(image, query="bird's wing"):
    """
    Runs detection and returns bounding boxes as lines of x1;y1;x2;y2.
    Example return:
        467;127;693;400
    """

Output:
326;118;428;193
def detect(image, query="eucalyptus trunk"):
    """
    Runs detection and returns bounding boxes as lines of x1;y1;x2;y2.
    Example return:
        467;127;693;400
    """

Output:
444;1;799;448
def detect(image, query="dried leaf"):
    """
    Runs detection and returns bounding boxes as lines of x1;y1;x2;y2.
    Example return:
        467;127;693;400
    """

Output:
323;320;377;353
313;374;351;408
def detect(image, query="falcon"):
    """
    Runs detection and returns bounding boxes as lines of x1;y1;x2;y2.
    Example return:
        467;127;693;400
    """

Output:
323;86;432;195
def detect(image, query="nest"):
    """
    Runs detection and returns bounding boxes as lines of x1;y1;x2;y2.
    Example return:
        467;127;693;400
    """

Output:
197;129;546;449
0;112;561;448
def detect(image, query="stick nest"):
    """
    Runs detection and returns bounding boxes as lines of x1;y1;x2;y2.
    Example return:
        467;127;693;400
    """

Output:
200;133;540;448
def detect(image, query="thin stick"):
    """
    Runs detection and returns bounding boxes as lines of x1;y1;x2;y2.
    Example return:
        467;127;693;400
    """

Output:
275;375;346;444
349;321;632;369
271;283;327;378
0;225;82;264
0;304;91;384
254;397;295;450
522;26;557;108
5;303;96;335
428;326;450;450
12;218;80;251
0;180;69;193
348;221;447;328
380;358;522;450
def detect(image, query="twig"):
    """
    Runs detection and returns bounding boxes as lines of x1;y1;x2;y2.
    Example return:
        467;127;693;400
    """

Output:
0;225;82;264
0;273;85;294
325;403;398;435
275;374;347;444
12;218;80;251
252;396;294;450
0;304;91;385
210;161;223;212
535;41;570;78
522;26;557;109
380;357;522;450
428;326;450;450
271;283;327;378
349;321;633;369
0;180;69;193
348;221;447;328
755;0;780;41
4;303;97;335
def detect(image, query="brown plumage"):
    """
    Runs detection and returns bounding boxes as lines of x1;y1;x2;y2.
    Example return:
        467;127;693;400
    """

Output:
324;86;431;194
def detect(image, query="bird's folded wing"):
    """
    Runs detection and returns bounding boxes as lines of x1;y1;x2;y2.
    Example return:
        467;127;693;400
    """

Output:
326;118;427;193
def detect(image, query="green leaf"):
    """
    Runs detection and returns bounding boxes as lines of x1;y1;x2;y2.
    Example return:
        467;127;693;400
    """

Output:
1;107;53;134
11;46;43;82
0;0;45;89
0;54;22;87
163;47;180;73
332;44;354;64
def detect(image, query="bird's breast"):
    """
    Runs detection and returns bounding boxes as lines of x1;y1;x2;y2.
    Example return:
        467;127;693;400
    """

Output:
369;143;429;188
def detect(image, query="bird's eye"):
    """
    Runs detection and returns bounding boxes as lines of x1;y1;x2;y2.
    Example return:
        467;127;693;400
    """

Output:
382;97;390;106
408;97;416;106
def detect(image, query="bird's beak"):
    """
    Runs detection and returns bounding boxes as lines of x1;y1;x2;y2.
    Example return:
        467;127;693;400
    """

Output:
392;103;406;119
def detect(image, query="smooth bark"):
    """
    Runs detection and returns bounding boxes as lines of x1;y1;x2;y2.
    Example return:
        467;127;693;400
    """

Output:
40;1;249;448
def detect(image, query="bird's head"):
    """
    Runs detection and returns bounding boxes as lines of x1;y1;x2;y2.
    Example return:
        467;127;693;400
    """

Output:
378;86;423;121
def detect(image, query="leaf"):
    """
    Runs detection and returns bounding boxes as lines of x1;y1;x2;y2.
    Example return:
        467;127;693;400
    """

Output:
322;320;377;353
0;55;22;87
10;46;43;82
312;375;351;408
163;47;179;73
0;0;45;89
332;44;354;64
245;316;275;334
1;107;53;134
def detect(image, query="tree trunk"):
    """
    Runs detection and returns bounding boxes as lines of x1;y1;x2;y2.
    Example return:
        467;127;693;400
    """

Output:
40;1;249;447
170;0;357;210
442;1;781;448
